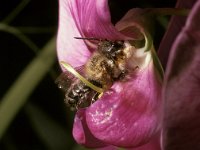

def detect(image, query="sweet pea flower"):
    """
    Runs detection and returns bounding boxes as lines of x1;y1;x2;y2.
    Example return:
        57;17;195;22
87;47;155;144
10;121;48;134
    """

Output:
57;0;162;149
56;0;199;149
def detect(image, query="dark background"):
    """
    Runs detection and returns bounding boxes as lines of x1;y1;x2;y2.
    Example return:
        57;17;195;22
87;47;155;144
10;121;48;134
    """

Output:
0;0;175;150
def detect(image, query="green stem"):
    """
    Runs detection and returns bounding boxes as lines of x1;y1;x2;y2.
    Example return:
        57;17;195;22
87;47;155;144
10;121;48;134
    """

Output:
2;0;31;24
156;16;169;29
0;37;56;139
0;23;39;53
16;26;55;34
0;23;58;80
143;31;164;81
152;46;164;82
147;8;190;16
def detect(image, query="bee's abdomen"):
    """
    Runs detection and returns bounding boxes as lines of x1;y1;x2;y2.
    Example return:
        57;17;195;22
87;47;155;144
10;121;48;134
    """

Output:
64;80;100;111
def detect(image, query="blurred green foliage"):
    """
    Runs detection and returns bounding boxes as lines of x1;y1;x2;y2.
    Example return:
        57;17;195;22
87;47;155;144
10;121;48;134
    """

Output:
0;0;82;149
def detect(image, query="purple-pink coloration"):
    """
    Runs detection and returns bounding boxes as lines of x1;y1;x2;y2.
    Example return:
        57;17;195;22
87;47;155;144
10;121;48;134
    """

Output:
73;109;107;148
85;62;161;147
57;0;162;149
158;0;197;69
162;0;200;149
57;0;128;68
57;0;200;149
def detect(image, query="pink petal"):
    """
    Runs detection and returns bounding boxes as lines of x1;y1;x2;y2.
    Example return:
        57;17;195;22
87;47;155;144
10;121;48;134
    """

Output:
127;133;161;150
115;8;152;40
96;146;118;150
158;0;197;69
58;0;163;148
72;109;107;148
162;0;200;149
57;0;90;67
57;0;127;68
86;61;162;148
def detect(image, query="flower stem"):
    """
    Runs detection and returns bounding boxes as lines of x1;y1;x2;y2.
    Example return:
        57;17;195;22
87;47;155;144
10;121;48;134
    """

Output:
2;0;31;24
0;23;39;53
147;8;190;16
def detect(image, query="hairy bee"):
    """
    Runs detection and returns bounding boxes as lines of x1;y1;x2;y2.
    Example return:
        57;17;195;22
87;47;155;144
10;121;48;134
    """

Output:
56;38;130;111
55;68;102;111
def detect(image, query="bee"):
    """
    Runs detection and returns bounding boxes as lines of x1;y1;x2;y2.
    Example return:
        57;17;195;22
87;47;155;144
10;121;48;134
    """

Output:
55;37;131;111
55;64;102;111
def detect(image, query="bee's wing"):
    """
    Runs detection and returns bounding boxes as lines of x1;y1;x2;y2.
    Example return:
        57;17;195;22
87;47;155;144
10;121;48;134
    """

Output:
55;65;85;92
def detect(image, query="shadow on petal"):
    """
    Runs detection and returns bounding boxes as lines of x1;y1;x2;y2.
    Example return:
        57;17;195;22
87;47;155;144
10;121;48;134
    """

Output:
158;0;197;69
128;133;161;150
162;0;200;149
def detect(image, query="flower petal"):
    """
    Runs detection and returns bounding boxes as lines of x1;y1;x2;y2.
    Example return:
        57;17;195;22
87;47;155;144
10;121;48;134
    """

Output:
69;0;126;39
115;8;152;40
127;133;161;150
72;109;107;148
86;61;162;148
96;145;118;150
58;0;163;148
162;0;200;149
158;0;197;69
57;0;127;67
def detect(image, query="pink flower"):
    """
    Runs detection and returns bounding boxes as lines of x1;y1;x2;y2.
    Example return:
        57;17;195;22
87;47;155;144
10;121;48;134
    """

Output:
57;0;162;149
57;0;200;149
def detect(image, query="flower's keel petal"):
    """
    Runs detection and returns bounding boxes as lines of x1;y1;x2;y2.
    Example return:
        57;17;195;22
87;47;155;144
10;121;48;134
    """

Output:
72;109;107;148
162;1;200;149
86;61;162;148
116;7;164;79
158;0;197;69
115;8;165;81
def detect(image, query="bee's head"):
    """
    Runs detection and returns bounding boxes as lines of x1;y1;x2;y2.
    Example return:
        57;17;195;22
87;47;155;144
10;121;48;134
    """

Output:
97;40;124;60
74;37;124;60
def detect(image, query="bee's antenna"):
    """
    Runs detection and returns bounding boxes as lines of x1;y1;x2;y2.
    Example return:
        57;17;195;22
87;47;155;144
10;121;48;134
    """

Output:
74;37;101;41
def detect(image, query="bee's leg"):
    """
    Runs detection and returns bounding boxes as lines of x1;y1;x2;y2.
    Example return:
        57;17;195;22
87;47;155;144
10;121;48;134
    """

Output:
64;97;77;111
74;104;79;111
91;92;99;103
